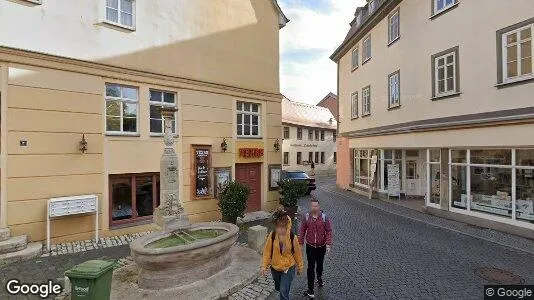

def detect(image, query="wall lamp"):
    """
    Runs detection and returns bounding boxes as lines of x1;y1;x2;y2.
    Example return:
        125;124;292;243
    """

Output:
274;138;280;152
79;134;88;154
221;138;228;152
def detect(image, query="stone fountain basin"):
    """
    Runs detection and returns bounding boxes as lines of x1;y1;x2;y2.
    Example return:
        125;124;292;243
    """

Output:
130;222;239;289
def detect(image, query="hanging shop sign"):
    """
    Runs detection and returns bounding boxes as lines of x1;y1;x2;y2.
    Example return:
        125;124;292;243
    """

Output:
239;148;264;158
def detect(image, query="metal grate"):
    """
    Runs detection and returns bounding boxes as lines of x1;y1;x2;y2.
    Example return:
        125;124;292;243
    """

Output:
474;267;524;285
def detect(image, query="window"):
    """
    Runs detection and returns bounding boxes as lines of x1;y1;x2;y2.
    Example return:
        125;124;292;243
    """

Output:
363;35;372;63
432;47;460;98
427;149;441;206
110;173;160;226
283;152;289;165
351;92;358;119
362;86;371;116
105;84;138;134
283;127;290;139
351;46;359;70
433;0;457;15
308;152;313;164
237;101;261;137
333;132;337;142
354;150;372;186
388;9;400;44
388;71;400;108
297;152;302;165
297;127;303;140
315;130;319;140
501;23;533;82
334;152;337;163
308;129;313;140
320;152;325;164
106;0;135;28
149;90;176;135
368;0;377;14
320;131;325;141
315;152;319;164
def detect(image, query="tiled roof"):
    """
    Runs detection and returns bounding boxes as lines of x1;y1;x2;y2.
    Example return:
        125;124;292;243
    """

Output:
282;97;337;130
317;92;338;106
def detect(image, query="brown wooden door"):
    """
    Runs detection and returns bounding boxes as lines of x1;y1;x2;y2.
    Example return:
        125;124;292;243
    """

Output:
235;163;262;212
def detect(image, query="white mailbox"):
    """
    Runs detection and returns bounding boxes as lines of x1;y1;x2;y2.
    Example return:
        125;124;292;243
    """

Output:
47;195;99;252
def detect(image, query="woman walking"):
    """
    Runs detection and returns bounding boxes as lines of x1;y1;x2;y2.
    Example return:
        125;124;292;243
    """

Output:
261;210;304;300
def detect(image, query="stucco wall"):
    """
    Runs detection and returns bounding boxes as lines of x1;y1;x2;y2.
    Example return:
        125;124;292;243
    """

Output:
338;0;534;138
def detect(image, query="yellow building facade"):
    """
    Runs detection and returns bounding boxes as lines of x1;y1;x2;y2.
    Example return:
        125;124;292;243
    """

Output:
0;0;287;243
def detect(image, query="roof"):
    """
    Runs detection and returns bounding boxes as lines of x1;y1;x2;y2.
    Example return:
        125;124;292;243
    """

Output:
282;97;337;130
272;0;290;29
316;92;338;106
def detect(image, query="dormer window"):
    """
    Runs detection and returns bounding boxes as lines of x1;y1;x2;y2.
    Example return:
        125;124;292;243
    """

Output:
369;0;377;15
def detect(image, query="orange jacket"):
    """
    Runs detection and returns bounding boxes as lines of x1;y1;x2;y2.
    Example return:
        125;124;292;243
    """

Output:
261;217;304;273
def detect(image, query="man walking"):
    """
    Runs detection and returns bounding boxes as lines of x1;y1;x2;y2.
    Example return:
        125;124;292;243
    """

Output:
299;196;333;298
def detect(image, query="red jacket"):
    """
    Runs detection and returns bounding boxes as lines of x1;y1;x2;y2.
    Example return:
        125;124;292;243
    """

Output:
298;211;332;247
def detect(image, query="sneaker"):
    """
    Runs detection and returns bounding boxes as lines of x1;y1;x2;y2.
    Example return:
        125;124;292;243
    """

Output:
317;277;324;287
303;289;315;298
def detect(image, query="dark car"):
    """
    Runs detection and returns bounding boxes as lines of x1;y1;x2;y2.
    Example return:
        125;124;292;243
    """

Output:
281;170;316;195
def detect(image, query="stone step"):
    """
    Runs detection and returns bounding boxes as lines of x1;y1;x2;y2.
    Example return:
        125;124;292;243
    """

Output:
0;242;42;265
0;228;10;241
0;235;27;254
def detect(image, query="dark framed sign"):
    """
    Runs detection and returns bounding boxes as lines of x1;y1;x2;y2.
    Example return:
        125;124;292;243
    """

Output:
214;167;232;199
268;164;282;191
191;145;212;199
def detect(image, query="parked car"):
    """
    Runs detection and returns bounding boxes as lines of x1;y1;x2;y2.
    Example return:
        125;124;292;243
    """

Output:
281;170;316;195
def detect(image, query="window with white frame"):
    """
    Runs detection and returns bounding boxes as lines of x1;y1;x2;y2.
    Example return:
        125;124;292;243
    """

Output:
237;101;261;137
432;47;459;97
362;35;372;62
105;84;138;134
283;127;290;139
351;92;358;119
433;0;457;15
308;129;313;140
368;0;377;14
106;0;135;28
354;149;371;186
149;90;176;135
388;10;400;44
388;71;400;108
283;152;289;165
427;149;441;206
502;24;533;82
362;86;371;116
297;127;303;140
351;46;359;70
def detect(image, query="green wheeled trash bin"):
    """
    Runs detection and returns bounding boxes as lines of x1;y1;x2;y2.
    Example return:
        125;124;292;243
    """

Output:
64;259;116;300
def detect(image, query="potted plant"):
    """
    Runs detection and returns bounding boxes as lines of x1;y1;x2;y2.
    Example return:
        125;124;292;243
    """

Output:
277;178;308;216
218;181;250;224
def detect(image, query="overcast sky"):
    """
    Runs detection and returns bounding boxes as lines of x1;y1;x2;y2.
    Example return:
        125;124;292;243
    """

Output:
278;0;367;104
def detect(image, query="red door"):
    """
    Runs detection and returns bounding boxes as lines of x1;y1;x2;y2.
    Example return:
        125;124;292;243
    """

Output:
235;163;262;212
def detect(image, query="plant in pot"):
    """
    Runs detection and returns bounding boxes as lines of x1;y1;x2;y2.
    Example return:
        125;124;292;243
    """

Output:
218;181;250;224
277;178;308;217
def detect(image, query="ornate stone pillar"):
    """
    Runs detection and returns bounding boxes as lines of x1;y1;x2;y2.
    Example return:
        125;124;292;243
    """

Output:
153;107;189;231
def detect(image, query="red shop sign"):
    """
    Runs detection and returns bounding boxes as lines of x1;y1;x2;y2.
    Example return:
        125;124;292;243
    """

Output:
239;148;264;158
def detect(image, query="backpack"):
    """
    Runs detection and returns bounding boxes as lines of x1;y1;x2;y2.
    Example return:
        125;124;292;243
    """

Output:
305;211;326;222
270;231;295;259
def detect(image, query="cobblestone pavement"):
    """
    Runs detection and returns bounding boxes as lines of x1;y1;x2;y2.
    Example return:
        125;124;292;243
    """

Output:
280;177;534;299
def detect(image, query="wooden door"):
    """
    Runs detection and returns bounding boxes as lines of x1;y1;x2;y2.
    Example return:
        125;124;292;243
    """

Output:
235;163;262;212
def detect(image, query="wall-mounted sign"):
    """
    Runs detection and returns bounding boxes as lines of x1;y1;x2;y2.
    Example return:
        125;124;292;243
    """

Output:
192;145;212;198
268;164;282;191
214;167;232;199
239;148;264;158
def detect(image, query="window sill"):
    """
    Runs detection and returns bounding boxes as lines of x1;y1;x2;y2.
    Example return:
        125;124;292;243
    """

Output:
495;76;534;89
387;36;400;47
102;20;136;32
431;91;461;101
106;132;140;137
237;136;263;140
351;116;359;120
362;57;372;65
110;218;153;230
388;105;401;111
150;133;180;138
361;113;371;118
430;2;460;20
351;66;359;73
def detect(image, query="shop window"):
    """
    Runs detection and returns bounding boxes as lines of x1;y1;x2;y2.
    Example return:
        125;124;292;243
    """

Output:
110;173;160;226
450;165;468;210
297;128;303;140
451;149;467;163
354;150;372;187
283;152;289;165
149;90;176;135
237;101;261;137
283;127;290;139
105;83;138;134
471;166;512;218
297;152;302;165
428;149;441;206
516;149;534;222
471;149;511;165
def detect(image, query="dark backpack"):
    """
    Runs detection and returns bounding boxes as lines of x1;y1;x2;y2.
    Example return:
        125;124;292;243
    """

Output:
270;231;295;259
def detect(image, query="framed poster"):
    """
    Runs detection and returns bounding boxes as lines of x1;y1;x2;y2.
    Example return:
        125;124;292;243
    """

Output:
269;164;282;191
191;145;212;199
387;164;401;198
214;167;232;199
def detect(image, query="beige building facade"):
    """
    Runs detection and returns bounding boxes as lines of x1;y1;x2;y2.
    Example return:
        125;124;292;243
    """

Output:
0;0;287;243
332;0;534;237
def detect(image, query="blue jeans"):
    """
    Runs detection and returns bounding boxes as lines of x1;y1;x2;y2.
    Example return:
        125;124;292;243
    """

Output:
271;266;295;300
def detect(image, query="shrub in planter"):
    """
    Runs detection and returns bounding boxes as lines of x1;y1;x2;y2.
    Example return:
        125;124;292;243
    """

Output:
278;178;308;214
218;181;250;224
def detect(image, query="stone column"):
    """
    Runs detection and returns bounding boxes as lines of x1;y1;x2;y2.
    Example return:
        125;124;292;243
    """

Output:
153;107;189;231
